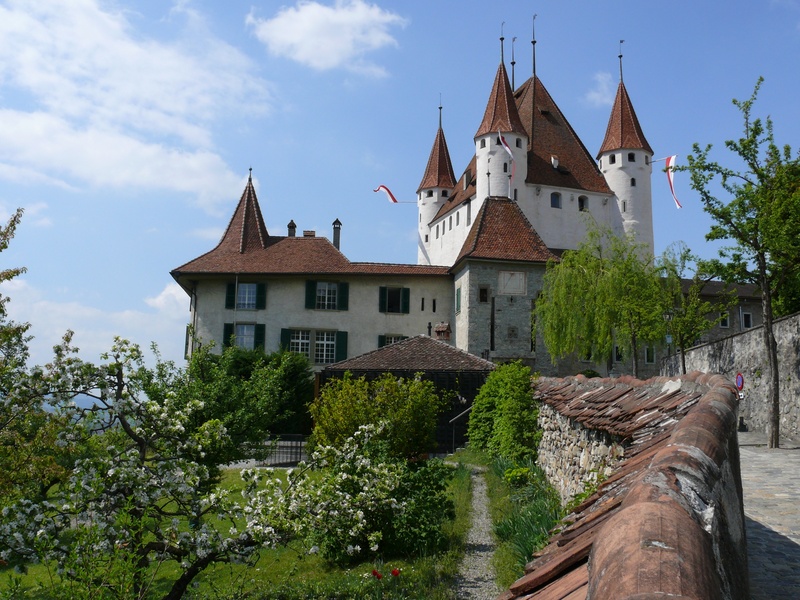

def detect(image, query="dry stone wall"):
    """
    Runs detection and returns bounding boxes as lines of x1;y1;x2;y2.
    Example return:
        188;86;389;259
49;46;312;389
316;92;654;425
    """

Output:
537;403;625;503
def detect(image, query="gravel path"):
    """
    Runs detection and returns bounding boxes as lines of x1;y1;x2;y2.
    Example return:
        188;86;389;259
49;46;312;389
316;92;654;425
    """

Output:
454;467;499;599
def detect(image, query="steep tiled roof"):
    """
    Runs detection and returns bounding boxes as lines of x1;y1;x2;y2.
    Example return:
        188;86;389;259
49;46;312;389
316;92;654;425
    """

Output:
323;335;495;372
171;179;450;280
432;156;477;222
417;126;457;192
597;81;654;157
515;76;612;194
453;197;557;267
500;372;743;600
475;62;527;138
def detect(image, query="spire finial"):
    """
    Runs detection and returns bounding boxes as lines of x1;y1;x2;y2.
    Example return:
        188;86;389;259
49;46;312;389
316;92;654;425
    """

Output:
500;22;505;63
511;36;517;89
531;14;537;78
438;95;443;129
618;39;625;82
248;166;252;181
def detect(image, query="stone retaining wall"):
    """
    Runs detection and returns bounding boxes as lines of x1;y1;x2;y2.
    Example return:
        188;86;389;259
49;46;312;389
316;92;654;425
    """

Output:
663;310;800;439
537;403;625;503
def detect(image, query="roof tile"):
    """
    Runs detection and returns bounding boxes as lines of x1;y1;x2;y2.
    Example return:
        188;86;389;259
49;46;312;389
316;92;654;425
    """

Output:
597;81;653;157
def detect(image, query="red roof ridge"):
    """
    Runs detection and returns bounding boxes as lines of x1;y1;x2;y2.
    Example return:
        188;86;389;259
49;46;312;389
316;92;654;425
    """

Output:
475;62;527;138
597;81;653;157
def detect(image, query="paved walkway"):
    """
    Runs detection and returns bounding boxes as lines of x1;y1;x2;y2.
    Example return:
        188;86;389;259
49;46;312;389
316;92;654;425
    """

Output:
738;431;800;600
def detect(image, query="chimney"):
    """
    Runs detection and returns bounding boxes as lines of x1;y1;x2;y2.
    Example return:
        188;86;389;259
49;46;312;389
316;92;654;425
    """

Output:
287;220;296;237
332;218;342;250
303;230;315;237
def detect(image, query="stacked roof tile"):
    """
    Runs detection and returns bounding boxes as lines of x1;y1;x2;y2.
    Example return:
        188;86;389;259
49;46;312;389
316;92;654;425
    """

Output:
500;371;744;600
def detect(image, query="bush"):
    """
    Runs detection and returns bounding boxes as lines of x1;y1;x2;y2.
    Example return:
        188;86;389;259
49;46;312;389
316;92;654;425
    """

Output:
468;362;541;462
310;372;445;460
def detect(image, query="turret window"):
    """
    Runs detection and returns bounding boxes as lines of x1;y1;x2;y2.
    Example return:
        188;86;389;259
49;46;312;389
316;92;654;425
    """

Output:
550;192;562;209
631;178;637;187
645;156;650;165
480;139;486;149
442;190;448;197
609;154;616;165
503;162;508;173
426;190;433;197
495;137;501;145
456;212;460;226
628;152;636;162
515;138;522;148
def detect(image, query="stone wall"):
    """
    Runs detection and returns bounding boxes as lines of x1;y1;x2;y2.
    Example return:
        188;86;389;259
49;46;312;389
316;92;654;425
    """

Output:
537;403;625;503
663;311;800;439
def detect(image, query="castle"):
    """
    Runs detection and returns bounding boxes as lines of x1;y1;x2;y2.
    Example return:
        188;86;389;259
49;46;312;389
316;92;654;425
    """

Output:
171;49;758;376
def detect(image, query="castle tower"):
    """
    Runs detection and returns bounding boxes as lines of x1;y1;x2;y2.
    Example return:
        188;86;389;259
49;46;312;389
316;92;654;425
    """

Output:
474;62;528;206
597;78;654;256
417;107;456;265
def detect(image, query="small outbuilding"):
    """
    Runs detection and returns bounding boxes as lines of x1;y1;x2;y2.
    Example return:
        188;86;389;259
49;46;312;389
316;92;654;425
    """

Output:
318;335;496;454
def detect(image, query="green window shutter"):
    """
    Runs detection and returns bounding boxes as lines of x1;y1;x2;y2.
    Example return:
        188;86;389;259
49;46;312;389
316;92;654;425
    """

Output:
280;328;291;349
225;283;236;309
256;283;267;310
223;323;234;348
378;334;386;348
335;331;348;362
254;324;266;350
401;287;410;314
337;282;349;310
305;281;317;309
379;286;387;312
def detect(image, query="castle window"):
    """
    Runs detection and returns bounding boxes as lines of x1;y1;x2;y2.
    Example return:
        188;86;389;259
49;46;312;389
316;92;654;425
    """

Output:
432;299;437;313
628;152;636;162
442;190;448;197
305;280;348;311
479;286;489;303
449;216;453;230
503;162;508;173
426;190;433;197
550;192;562;209
645;346;656;364
379;286;410;314
456;212;460;226
496;137;501;145
720;312;730;328
742;312;753;329
455;287;461;314
578;196;588;212
378;334;407;348
424;234;429;243
631;178;637;187
645;156;650;165
225;282;266;310
623;201;627;212
513;188;518;201
436;224;439;238
280;329;347;364
480;139;486;148
515;138;522;148
466;201;472;225
609;154;616;165
421;297;425;311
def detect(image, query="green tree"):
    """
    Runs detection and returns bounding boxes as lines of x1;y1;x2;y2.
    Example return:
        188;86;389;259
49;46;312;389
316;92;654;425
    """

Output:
659;243;737;374
310;372;445;460
468;361;540;462
680;78;800;448
535;226;666;377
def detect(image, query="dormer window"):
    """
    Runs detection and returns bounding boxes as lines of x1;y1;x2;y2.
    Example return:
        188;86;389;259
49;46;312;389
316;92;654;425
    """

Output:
628;152;636;162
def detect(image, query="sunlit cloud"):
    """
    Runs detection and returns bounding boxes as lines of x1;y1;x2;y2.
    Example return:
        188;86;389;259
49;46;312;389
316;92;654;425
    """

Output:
585;72;615;107
246;0;408;77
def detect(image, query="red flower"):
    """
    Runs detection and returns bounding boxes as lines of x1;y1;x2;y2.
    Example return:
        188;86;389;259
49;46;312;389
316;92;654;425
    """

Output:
372;569;382;579
391;568;400;577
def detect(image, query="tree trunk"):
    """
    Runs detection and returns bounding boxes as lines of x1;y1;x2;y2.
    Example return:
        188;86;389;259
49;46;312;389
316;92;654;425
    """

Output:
759;265;781;448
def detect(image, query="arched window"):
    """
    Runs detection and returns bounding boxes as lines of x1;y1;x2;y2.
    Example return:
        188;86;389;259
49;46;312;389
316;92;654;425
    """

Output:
550;192;562;209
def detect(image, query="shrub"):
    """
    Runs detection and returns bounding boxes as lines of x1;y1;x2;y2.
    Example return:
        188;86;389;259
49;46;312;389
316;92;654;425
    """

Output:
310;372;445;460
468;362;541;462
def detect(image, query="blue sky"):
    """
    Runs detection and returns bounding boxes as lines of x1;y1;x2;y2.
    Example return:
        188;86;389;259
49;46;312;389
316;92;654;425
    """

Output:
0;0;798;367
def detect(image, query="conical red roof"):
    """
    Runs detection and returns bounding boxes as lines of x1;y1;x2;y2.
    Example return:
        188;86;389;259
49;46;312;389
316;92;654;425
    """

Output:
475;62;527;138
597;81;653;157
417;126;456;192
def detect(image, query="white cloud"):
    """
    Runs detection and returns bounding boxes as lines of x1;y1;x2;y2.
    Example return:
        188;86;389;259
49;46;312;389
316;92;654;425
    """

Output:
247;0;408;76
0;279;188;367
585;72;615;107
0;0;271;211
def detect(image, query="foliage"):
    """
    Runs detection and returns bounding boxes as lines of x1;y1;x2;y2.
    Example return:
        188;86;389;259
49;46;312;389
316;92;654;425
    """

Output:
310;372;446;460
468;362;540;462
659;242;737;374
485;456;562;588
679;78;800;447
536;225;667;377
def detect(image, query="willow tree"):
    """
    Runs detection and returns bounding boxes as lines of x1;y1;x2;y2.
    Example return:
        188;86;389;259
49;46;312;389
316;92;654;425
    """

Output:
680;78;800;448
535;226;666;378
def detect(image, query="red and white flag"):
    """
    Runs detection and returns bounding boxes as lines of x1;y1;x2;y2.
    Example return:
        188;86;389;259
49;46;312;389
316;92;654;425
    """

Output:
665;155;682;209
499;131;514;161
373;184;398;203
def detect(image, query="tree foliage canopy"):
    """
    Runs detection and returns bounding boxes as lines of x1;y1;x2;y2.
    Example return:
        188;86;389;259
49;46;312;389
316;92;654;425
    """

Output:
680;78;800;447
